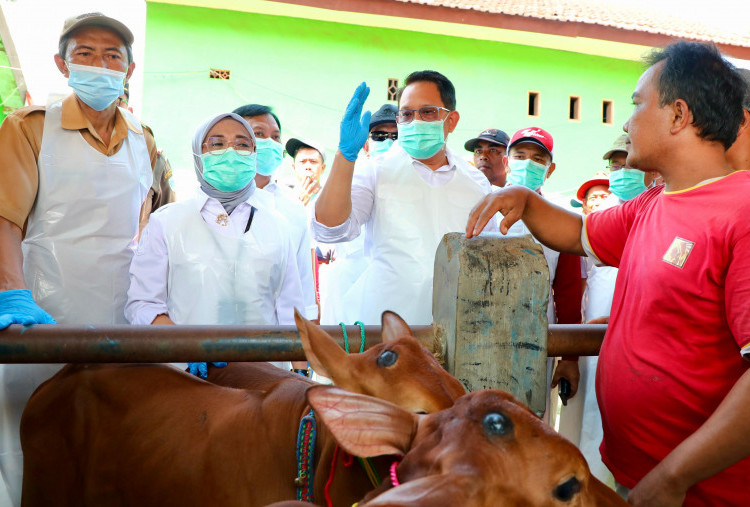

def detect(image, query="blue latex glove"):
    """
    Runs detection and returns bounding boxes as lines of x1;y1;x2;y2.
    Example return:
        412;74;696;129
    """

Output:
187;362;228;379
0;289;57;330
338;82;372;161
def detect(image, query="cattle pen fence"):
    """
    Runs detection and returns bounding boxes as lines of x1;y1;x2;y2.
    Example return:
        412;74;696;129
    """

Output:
0;323;605;363
0;233;601;415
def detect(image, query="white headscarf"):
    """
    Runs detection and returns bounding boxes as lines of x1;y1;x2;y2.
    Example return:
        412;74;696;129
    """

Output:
192;112;256;214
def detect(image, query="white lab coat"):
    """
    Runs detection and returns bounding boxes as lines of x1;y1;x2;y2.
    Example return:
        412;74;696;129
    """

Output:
0;101;151;506
558;258;617;486
338;145;489;325
256;183;318;320
158;197;300;327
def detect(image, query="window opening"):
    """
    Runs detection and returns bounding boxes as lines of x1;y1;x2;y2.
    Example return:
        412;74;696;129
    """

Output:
528;92;539;116
387;78;399;101
569;96;580;121
209;69;231;80
602;100;613;124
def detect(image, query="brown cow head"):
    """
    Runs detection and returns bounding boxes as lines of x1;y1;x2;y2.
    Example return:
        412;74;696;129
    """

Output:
306;386;627;507
294;310;464;413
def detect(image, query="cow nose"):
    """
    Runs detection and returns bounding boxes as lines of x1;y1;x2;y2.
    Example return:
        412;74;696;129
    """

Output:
482;412;513;437
552;476;581;502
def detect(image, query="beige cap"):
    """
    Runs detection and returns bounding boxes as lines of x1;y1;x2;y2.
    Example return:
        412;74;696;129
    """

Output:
60;12;134;46
602;133;628;160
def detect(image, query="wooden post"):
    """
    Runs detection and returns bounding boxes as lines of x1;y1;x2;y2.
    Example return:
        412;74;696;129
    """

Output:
433;232;550;416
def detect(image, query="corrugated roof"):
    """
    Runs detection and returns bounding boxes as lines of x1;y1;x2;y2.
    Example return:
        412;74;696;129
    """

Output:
394;0;750;48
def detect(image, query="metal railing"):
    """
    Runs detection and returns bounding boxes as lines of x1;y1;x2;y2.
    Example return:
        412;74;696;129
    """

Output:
0;324;606;363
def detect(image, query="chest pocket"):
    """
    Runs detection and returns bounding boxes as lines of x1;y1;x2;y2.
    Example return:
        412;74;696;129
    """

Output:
375;183;422;234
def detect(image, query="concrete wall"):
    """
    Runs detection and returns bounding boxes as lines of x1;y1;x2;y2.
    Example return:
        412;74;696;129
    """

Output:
142;2;645;199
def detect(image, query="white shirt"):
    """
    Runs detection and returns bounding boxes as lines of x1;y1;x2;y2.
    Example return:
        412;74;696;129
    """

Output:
125;191;303;326
259;181;319;320
311;145;497;244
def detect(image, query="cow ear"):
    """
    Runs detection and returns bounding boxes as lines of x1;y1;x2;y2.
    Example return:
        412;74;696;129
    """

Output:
295;309;345;380
381;311;413;343
307;386;418;457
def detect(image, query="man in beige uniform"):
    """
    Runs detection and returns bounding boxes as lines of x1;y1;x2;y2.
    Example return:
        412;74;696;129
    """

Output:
0;13;156;505
139;124;177;230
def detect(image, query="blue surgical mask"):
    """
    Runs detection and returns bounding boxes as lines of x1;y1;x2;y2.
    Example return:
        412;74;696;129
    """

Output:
507;158;549;190
66;62;126;111
255;137;284;176
369;138;394;158
201;149;257;192
397;120;445;159
609;168;646;201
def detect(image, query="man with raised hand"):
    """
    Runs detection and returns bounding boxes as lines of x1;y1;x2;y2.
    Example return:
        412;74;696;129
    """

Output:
0;12;155;505
467;41;750;505
313;71;495;325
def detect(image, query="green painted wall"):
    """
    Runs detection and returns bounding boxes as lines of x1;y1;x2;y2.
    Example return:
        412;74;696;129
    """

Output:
0;39;24;123
143;2;646;199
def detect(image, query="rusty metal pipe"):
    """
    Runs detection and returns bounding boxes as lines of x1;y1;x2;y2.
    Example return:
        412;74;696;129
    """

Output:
547;324;607;357
0;324;605;363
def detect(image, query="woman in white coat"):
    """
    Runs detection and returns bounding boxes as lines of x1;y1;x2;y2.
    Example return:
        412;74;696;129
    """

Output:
125;112;304;376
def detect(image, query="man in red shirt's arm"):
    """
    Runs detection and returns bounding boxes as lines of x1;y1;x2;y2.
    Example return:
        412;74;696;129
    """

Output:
466;41;750;506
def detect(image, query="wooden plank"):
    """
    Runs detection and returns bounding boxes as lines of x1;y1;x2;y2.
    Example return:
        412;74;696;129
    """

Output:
433;232;550;416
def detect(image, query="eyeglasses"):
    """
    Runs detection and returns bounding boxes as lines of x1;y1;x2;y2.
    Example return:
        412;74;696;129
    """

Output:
608;163;625;171
396;106;451;124
203;137;255;156
370;131;398;142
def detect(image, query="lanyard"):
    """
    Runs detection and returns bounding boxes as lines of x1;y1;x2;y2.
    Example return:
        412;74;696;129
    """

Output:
244;206;256;233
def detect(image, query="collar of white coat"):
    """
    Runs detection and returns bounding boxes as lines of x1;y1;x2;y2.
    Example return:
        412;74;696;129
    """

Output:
194;188;256;215
405;143;458;173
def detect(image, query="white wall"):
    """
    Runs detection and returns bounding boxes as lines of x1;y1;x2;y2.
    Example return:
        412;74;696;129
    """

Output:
1;0;146;110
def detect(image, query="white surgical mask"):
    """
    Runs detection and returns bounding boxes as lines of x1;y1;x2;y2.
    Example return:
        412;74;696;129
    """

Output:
66;62;126;111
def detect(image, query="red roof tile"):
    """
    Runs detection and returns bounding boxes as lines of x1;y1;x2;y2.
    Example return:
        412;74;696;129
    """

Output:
393;0;750;49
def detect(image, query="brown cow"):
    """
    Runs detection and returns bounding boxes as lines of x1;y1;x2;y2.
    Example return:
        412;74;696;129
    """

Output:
20;311;465;507
206;310;465;414
267;386;627;506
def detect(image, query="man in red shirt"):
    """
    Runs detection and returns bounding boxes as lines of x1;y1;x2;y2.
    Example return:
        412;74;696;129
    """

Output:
466;41;750;506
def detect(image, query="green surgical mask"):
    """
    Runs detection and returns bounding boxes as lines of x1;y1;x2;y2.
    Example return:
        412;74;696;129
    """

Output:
201;149;257;192
609;169;646;201
397;120;446;159
255;138;284;176
369;138;394;158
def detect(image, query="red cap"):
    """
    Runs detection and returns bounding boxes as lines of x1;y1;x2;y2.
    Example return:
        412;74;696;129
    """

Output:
508;127;554;160
576;172;610;201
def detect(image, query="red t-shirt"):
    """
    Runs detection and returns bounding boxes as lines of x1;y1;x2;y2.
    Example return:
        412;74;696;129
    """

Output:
585;171;750;505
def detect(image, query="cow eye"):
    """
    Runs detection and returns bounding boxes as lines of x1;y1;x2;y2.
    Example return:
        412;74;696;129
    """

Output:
377;350;398;367
552;477;581;502
482;412;513;436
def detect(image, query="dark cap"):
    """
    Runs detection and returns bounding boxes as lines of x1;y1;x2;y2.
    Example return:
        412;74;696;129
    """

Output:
464;128;510;152
369;104;398;130
60;12;134;46
508;127;554;160
286;138;325;162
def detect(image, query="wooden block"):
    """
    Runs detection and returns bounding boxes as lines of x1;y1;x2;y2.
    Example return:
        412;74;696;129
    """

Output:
433;232;550;416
